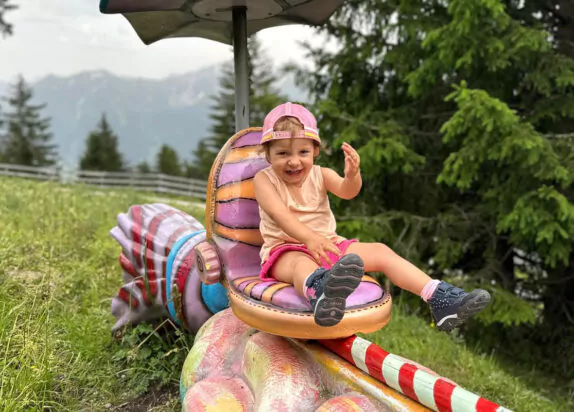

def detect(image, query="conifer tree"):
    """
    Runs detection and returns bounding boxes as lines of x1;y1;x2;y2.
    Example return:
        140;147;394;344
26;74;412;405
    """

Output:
293;0;574;377
190;34;287;178
156;144;182;176
79;114;124;171
186;140;213;178
0;76;57;166
136;160;152;174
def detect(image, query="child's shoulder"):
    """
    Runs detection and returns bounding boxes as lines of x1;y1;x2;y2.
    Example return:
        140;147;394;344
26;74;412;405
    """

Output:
310;166;329;192
315;165;334;175
254;166;272;178
312;165;326;176
314;165;334;181
254;166;275;185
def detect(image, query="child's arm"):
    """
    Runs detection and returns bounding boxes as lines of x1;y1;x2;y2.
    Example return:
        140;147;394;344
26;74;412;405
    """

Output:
321;168;362;200
321;142;362;200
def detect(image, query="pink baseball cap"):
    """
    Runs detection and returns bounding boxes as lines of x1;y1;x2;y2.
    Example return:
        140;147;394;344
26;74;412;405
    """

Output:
260;102;320;144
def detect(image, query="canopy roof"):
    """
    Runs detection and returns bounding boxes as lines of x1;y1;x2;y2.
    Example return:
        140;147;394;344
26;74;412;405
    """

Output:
99;0;344;45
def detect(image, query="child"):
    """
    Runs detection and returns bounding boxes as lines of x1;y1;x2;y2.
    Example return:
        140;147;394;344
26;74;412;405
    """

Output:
253;102;491;330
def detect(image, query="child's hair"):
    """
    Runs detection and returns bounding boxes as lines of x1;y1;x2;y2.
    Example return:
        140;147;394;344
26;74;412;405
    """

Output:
260;116;320;160
273;116;304;135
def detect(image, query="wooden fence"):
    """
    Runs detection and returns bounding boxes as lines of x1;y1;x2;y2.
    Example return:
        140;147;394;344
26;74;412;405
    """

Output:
0;163;207;200
0;162;60;181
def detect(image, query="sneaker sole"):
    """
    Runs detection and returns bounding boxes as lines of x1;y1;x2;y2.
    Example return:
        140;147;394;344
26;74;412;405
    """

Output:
314;254;364;327
437;289;491;332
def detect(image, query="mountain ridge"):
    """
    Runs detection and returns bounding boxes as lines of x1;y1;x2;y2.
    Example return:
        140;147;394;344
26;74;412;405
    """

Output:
0;66;306;169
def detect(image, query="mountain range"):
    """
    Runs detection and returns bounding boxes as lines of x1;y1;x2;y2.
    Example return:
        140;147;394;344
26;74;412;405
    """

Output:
0;66;307;169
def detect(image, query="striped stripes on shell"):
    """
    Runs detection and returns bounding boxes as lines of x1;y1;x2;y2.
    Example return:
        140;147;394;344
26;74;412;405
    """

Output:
211;130;267;247
113;204;204;311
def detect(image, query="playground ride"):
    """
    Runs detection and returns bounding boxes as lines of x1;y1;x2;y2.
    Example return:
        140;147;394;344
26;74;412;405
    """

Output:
111;128;390;341
110;128;511;412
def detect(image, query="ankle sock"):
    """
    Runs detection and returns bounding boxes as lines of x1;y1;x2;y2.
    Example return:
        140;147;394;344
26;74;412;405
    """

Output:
421;279;440;302
303;268;326;301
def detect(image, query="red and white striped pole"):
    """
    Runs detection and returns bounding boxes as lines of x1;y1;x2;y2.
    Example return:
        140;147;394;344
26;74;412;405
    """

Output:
318;336;511;412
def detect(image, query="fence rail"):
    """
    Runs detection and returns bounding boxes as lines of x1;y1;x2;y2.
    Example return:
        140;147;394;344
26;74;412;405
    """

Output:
0;162;60;181
0;163;208;200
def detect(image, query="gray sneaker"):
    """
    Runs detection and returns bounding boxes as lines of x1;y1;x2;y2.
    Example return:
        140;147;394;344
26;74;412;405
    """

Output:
428;281;491;332
305;254;364;327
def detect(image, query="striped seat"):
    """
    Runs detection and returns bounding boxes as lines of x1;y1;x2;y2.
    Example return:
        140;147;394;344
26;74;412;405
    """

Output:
231;275;384;312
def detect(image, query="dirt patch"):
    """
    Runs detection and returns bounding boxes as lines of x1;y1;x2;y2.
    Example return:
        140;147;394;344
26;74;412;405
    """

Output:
110;384;179;412
7;270;45;283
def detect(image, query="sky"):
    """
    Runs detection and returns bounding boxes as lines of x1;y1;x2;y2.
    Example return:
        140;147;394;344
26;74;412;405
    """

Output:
0;0;320;83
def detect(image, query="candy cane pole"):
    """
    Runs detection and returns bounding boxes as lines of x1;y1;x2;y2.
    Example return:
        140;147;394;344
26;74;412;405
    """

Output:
318;336;512;412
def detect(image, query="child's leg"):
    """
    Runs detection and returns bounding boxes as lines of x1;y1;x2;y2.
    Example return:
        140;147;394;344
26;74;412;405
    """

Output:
270;250;365;327
344;242;490;331
270;251;319;296
345;242;431;295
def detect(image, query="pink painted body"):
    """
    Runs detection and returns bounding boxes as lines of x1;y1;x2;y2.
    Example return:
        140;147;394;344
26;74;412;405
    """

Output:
179;309;511;412
180;309;421;411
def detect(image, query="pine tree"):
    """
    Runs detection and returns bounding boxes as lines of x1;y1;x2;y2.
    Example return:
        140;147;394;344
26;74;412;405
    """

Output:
186;140;213;178
156;144;182;176
0;76;57;166
190;34;287;178
136;161;152;174
79;114;124;171
0;0;17;38
293;0;574;378
249;36;288;124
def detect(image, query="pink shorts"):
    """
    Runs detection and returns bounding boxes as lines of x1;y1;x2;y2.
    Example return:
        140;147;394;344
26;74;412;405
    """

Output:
259;238;358;281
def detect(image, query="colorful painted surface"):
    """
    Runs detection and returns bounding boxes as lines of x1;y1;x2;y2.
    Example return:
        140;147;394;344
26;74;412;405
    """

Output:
179;309;512;412
109;203;221;335
180;309;424;412
319;337;512;412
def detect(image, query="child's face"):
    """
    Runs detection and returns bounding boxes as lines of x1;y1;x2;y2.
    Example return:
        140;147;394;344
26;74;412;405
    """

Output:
267;138;318;185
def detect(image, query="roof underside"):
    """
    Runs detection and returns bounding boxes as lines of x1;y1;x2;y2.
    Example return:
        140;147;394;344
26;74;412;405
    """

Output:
99;0;344;45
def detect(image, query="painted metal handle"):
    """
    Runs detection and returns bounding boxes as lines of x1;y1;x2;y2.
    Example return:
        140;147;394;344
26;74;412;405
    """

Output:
318;336;512;412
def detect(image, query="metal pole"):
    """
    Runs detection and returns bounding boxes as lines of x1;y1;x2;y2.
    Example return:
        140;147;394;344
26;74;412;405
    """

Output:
232;7;250;132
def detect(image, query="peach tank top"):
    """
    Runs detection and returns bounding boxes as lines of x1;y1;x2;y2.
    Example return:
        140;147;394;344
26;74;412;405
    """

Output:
258;165;344;263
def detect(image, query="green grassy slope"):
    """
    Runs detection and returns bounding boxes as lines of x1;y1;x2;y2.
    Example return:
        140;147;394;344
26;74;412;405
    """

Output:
0;177;570;411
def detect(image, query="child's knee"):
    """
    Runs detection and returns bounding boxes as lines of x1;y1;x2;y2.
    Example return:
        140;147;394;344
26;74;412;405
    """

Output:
374;243;396;259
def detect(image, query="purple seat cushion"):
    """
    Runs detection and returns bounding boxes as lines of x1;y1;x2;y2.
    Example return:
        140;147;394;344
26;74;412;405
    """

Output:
231;275;384;312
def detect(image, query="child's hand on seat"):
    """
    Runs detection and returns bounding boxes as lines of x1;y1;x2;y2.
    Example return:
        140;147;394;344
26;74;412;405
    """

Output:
305;234;340;265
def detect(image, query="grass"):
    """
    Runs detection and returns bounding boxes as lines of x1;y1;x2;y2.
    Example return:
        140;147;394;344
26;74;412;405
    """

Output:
0;176;572;411
362;303;573;411
0;178;204;411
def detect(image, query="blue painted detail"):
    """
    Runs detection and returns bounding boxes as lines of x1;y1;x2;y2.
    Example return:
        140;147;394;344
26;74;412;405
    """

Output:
201;282;230;314
166;230;206;324
179;379;187;403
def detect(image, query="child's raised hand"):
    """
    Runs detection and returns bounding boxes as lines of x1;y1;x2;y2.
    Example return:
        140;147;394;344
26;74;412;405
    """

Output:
305;234;341;266
342;142;360;178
